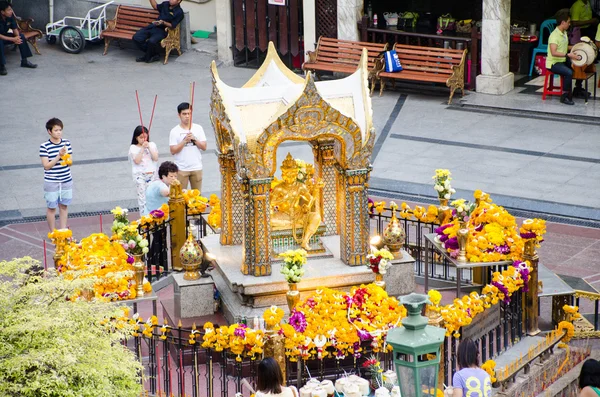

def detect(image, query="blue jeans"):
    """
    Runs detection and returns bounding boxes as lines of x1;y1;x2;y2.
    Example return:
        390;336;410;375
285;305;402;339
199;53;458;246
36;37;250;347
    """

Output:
0;33;33;65
549;62;573;94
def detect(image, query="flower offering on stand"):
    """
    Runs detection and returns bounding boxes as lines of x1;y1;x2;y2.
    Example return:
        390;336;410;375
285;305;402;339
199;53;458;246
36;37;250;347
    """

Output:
111;206;129;235
118;224;150;297
280;249;307;311
432;169;456;203
366;248;394;290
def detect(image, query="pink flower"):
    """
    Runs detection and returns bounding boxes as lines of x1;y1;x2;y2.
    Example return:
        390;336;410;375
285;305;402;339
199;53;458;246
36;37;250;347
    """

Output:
129;242;136;249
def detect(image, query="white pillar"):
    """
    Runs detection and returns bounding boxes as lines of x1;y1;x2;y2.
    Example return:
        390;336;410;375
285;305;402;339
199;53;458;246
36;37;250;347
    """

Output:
216;0;233;64
337;0;361;41
476;0;514;95
304;0;316;63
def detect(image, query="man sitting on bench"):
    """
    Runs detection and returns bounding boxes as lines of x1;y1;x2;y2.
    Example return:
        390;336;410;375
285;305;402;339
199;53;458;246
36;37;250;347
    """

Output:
133;0;183;63
0;1;37;76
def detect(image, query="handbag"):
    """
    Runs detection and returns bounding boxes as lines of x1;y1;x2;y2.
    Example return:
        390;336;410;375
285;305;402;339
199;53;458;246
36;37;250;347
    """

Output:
456;19;473;34
437;14;455;33
383;50;403;73
398;11;419;30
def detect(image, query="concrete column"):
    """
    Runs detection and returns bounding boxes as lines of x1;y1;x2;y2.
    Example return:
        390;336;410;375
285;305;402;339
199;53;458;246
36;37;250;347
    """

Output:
476;0;514;95
304;0;316;63
216;0;233;64
337;0;361;41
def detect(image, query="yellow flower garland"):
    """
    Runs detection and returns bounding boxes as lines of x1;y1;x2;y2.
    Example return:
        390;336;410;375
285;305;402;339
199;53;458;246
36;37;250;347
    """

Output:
482;360;497;383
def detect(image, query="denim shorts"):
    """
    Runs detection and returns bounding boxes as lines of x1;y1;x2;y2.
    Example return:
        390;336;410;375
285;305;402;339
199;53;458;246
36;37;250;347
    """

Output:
44;180;73;209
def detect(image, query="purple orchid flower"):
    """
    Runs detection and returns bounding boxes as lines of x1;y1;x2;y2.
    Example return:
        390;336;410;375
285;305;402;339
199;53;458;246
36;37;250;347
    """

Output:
234;324;247;338
357;329;372;341
127;255;135;264
289;310;307;333
150;209;165;218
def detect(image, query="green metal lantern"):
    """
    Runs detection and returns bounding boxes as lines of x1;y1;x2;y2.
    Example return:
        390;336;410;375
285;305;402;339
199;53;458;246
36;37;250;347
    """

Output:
386;293;446;397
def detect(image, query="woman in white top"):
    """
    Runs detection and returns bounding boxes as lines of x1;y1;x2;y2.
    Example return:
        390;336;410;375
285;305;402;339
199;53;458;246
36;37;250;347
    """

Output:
255;357;298;397
128;126;158;212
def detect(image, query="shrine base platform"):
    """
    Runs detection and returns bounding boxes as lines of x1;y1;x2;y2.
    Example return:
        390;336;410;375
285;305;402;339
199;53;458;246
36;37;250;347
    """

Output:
202;234;416;324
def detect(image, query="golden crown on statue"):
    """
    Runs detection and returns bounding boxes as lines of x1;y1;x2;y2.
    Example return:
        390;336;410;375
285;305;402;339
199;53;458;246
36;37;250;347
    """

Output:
281;153;297;171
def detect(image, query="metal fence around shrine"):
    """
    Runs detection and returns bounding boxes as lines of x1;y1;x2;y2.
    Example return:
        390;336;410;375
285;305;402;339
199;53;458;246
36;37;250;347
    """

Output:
370;207;525;385
128;206;526;395
128;329;396;397
127;295;524;397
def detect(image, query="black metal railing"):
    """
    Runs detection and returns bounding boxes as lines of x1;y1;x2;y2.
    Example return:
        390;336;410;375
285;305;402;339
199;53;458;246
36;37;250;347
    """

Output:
139;219;172;282
440;290;525;386
369;207;468;283
127;328;395;397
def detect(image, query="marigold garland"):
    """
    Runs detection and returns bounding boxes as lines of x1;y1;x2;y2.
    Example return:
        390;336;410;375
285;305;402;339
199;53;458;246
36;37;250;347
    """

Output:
207;197;222;229
482;360;497;383
201;321;264;361
183;189;209;215
263;305;285;329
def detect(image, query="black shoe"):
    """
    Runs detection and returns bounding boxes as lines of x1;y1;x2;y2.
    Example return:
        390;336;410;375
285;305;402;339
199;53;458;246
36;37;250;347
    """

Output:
20;59;37;68
560;94;574;105
136;56;148;62
0;65;6;75
146;55;160;63
573;89;591;99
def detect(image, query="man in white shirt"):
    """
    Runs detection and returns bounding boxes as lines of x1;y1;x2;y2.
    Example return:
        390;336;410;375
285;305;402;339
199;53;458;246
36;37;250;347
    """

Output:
169;102;207;192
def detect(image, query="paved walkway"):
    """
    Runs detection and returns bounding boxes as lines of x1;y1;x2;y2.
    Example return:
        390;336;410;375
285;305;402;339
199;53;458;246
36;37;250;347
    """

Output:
1;38;599;224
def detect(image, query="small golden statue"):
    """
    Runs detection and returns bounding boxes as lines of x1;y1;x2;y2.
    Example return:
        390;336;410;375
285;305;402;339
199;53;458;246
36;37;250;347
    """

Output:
270;153;323;251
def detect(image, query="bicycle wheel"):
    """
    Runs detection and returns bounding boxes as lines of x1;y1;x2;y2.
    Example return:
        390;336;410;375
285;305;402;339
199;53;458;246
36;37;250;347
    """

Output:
59;26;85;54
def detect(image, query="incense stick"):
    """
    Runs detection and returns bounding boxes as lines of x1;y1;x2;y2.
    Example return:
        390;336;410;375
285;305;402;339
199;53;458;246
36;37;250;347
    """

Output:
189;81;196;131
135;90;145;131
147;95;158;136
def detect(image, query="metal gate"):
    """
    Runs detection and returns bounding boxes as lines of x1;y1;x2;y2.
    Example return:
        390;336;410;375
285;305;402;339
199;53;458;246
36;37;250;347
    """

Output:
315;0;337;39
232;0;303;68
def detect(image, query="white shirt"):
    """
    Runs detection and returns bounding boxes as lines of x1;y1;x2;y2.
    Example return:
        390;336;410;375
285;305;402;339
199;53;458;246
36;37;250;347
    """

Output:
129;142;158;177
256;386;298;397
169;123;207;171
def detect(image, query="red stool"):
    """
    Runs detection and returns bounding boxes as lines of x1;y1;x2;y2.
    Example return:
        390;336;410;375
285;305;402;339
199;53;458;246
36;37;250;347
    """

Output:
542;72;564;100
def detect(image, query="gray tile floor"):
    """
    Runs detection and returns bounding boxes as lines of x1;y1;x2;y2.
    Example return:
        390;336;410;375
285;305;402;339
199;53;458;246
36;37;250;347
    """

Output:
1;38;599;223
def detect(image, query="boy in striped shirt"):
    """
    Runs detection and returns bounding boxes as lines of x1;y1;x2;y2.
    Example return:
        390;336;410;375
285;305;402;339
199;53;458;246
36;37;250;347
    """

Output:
39;118;73;231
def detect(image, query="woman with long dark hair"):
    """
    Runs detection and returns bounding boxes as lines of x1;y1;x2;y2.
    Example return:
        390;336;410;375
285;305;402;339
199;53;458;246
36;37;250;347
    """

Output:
128;125;158;212
451;338;492;397
256;357;298;397
579;359;600;396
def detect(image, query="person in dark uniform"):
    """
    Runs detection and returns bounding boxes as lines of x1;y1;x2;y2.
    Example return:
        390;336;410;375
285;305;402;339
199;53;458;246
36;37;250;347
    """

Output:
133;0;184;63
0;1;37;76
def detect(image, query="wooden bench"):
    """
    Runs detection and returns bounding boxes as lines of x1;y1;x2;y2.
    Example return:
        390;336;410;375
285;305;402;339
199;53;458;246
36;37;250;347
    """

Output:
15;16;43;55
373;43;467;104
101;5;181;64
303;37;388;82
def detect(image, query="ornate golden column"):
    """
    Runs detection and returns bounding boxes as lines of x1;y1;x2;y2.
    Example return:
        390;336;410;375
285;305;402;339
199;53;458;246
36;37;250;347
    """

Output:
523;239;540;335
312;139;338;236
241;177;273;276
218;153;243;245
340;168;370;266
169;180;185;271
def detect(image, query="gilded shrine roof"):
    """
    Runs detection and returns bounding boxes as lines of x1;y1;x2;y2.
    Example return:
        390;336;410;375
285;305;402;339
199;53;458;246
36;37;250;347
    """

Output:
210;42;375;178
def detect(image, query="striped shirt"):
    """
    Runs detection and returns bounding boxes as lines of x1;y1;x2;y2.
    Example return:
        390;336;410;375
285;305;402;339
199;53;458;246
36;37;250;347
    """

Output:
39;139;73;182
